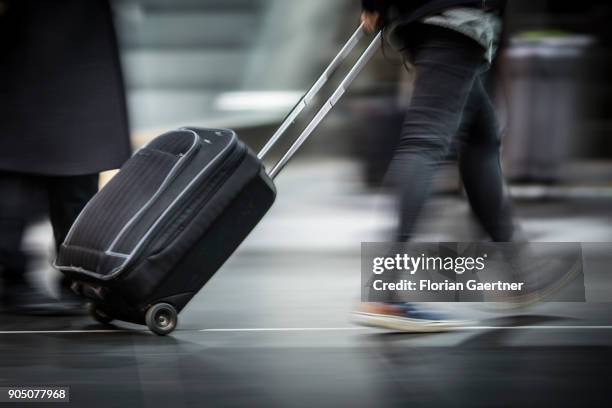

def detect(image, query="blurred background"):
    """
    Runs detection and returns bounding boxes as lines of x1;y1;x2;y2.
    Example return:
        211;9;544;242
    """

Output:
0;0;593;304
105;0;612;240
111;0;612;189
17;0;612;293
4;2;612;406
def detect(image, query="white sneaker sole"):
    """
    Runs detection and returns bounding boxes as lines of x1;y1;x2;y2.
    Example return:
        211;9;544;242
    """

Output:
352;312;467;333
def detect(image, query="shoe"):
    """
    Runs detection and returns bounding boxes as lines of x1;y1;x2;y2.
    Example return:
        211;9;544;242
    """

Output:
352;302;467;332
1;282;85;316
493;248;583;308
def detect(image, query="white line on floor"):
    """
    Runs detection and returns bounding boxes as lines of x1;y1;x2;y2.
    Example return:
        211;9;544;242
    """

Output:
0;329;131;334
1;326;612;335
199;327;365;332
199;326;612;332
463;326;612;330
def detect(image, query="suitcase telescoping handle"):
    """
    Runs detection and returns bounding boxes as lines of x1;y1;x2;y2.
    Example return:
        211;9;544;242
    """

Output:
257;25;365;161
257;25;382;180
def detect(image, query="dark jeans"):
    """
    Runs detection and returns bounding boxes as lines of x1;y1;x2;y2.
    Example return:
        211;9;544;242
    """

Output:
387;25;514;242
0;172;99;286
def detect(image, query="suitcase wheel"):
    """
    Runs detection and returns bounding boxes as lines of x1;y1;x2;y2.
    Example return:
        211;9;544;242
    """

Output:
145;303;178;336
88;303;114;325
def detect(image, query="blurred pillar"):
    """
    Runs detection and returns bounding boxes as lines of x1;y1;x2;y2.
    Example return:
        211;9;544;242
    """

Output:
503;33;594;183
242;0;351;91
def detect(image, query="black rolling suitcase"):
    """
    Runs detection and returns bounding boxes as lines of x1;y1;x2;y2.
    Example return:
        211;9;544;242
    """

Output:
55;26;381;335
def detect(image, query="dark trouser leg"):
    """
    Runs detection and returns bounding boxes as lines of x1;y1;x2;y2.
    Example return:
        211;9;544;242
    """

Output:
373;28;488;303
47;174;99;291
0;173;42;289
457;78;515;242
386;27;487;242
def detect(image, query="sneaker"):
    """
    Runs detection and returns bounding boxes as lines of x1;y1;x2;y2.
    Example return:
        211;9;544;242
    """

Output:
352;302;467;332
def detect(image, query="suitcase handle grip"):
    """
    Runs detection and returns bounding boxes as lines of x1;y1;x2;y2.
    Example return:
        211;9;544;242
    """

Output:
268;30;382;180
258;25;367;161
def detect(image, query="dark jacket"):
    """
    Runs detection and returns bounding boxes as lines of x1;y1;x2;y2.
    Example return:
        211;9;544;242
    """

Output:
0;0;131;176
361;0;506;25
362;0;433;14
